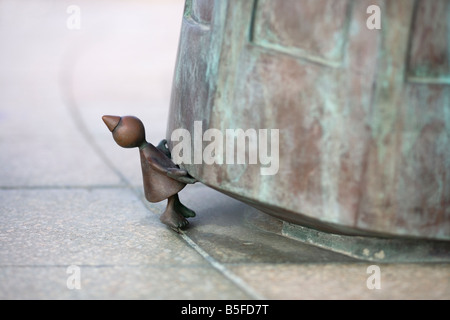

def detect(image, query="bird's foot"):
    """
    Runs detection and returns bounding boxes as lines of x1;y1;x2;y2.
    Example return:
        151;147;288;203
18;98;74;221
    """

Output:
160;206;189;232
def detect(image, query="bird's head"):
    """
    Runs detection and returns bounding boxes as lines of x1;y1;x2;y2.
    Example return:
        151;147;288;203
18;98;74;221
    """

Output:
102;115;146;148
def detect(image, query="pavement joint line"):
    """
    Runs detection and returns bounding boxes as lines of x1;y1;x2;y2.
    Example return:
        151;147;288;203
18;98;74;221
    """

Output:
57;44;264;300
180;232;267;300
0;185;130;190
0;264;215;269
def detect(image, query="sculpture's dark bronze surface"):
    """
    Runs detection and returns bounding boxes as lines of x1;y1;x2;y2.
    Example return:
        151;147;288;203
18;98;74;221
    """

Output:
102;115;196;231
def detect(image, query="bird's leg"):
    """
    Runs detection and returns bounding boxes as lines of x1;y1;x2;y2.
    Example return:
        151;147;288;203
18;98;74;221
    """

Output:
160;194;189;232
173;193;196;218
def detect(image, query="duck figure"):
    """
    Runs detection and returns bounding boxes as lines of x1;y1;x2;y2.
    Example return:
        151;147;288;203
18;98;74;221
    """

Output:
102;115;196;231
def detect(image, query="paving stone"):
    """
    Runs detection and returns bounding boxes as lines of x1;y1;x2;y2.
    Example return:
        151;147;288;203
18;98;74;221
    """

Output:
0;188;204;266
229;263;450;300
0;137;122;187
0;265;250;300
181;185;358;264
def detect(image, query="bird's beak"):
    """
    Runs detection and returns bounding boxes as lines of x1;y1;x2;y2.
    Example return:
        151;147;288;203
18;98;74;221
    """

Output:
102;115;121;132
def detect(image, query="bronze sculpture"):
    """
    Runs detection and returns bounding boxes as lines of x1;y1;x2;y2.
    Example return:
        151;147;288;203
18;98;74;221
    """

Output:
102;115;196;231
165;0;449;240
100;1;449;241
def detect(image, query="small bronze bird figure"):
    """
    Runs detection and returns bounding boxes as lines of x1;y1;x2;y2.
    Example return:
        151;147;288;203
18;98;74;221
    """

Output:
102;115;196;232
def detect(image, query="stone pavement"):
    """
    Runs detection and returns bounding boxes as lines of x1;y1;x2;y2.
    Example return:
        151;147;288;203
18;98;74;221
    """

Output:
0;0;448;300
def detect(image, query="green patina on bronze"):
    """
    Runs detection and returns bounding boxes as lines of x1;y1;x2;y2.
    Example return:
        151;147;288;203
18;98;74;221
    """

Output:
167;0;450;241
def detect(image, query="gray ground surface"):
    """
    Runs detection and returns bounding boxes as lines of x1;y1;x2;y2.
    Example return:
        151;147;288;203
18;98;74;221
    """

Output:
0;0;448;299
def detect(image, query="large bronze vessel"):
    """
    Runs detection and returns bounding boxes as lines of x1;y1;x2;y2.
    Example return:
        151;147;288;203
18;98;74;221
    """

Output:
166;0;450;240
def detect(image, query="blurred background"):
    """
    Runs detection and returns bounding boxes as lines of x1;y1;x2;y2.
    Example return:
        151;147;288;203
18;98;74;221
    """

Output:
0;0;184;187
